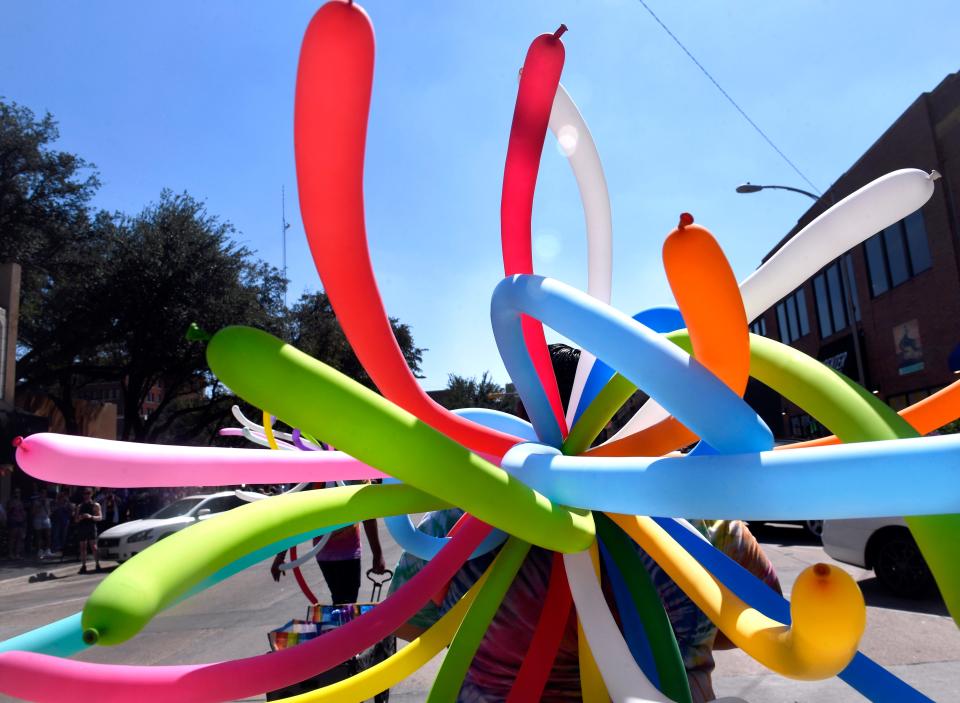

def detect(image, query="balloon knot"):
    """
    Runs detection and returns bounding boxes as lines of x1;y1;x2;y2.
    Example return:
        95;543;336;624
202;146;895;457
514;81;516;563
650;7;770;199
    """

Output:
11;436;24;448
813;563;830;577
553;24;568;39
185;322;212;343
678;212;694;229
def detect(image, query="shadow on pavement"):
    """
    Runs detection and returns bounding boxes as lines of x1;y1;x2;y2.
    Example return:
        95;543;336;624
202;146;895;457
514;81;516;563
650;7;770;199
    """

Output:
857;576;949;617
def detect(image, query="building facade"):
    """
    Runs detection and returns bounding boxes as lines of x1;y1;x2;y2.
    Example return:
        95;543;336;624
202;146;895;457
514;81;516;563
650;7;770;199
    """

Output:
751;72;960;439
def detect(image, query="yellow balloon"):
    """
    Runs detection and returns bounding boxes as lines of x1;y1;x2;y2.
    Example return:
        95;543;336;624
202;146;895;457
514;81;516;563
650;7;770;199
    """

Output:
608;513;865;680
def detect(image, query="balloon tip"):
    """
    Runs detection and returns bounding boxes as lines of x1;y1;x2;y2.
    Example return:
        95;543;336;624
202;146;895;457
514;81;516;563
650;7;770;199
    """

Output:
678;212;695;229
553;24;568;39
930;169;942;182
11;435;24;449
812;563;830;578
82;628;100;645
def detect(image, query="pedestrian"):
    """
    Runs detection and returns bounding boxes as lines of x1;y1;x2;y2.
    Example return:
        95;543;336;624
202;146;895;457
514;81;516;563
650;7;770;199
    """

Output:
51;491;74;553
31;489;53;559
270;482;387;604
5;488;26;560
100;491;122;532
75;487;102;574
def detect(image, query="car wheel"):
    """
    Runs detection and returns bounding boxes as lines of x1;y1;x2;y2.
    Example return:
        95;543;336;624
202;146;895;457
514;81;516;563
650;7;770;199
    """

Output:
804;520;824;538
871;530;933;598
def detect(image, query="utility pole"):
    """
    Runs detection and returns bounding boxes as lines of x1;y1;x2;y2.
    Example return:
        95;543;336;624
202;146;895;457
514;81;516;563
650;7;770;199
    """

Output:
281;186;291;310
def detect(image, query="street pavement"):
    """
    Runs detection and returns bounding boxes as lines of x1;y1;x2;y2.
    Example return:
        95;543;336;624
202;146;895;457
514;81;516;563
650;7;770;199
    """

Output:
0;521;957;702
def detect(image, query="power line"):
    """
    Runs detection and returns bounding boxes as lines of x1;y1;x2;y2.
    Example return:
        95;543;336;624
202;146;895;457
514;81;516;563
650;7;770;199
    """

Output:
635;0;821;195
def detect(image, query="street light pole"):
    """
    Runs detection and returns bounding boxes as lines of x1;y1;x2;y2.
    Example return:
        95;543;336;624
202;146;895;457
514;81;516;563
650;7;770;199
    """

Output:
736;182;819;200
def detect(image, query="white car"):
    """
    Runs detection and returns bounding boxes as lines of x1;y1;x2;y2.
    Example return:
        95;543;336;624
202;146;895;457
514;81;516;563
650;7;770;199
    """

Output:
97;491;249;563
822;517;934;598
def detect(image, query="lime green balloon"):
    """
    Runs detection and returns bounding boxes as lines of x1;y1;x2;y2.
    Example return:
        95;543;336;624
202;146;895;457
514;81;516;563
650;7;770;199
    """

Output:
427;537;531;702
206;326;595;553
571;332;960;624
82;483;447;646
595;513;691;703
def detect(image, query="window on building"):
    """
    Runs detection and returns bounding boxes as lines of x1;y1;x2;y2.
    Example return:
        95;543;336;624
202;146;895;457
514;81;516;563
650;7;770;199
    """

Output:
749;318;767;336
864;212;931;296
813;257;859;339
775;289;809;344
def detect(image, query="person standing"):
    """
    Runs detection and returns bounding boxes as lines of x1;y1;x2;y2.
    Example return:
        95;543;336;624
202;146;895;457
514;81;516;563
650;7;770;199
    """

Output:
75;488;102;574
5;488;26;560
31;489;53;559
270;482;387;604
51;492;74;554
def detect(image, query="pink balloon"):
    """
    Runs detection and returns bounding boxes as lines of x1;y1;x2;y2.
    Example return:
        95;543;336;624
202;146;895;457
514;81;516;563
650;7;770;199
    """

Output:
0;518;491;703
15;433;389;487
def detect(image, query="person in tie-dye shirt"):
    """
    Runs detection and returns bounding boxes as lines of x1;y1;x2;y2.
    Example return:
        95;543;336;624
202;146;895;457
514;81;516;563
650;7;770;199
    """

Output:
390;509;780;702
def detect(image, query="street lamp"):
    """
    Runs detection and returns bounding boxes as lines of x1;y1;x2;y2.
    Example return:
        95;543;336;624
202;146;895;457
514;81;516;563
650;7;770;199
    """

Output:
736;182;819;200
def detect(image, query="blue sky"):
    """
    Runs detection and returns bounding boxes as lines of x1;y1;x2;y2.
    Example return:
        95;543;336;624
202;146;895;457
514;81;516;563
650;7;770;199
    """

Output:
3;1;958;389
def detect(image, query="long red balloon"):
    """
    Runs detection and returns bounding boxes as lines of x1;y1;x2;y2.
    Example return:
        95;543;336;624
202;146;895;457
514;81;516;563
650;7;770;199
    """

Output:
501;27;570;438
294;0;520;457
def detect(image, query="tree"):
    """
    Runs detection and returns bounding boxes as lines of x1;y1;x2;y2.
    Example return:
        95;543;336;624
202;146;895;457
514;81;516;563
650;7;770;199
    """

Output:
285;291;424;389
17;190;287;442
438;372;513;412
0;100;100;277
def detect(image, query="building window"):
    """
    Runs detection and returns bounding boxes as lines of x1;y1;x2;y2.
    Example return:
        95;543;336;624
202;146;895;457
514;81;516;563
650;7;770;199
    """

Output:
775;289;809;344
750;318;767;336
813;256;859;339
864;212;931;297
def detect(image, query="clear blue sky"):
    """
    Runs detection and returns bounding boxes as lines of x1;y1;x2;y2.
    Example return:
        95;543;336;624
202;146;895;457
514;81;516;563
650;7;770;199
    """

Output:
3;1;958;389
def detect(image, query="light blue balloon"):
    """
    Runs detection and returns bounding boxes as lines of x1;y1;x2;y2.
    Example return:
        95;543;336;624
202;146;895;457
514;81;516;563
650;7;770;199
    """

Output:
572;307;685;426
490;275;772;453
452;407;538;443
501;435;960;519
0;524;346;657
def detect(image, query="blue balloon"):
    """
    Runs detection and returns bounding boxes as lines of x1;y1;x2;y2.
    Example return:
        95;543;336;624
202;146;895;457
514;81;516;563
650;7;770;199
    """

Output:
598;539;660;689
500;435;960;519
490;274;772;453
654;517;933;703
572;307;685;426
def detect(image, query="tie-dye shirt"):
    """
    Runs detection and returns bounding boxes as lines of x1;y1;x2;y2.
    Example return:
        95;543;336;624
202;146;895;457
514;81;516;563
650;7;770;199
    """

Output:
389;511;780;702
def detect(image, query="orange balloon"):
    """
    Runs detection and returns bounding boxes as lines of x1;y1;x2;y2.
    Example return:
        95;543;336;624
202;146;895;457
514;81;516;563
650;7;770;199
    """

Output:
779;378;960;450
588;218;748;457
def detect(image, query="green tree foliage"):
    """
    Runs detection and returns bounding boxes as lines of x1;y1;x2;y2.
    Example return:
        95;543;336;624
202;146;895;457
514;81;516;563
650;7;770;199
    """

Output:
438;371;512;412
0;100;100;288
286;291;424;389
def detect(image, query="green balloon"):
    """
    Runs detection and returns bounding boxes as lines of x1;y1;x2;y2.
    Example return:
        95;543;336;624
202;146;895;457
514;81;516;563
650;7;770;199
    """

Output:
427;537;531;702
595;513;691;703
569;331;960;624
82;483;448;645
206;326;595;553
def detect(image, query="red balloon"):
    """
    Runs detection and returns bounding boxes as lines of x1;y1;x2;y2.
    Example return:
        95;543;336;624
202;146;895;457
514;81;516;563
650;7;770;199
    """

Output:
294;1;521;457
501;29;570;437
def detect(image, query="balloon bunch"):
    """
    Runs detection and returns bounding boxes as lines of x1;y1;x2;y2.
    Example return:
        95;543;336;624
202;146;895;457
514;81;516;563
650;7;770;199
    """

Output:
3;2;958;701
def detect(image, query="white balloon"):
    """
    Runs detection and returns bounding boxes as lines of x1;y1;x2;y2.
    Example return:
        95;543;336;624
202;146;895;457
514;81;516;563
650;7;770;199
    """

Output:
545;84;613;427
740;168;938;321
563;550;669;703
596;169;938;450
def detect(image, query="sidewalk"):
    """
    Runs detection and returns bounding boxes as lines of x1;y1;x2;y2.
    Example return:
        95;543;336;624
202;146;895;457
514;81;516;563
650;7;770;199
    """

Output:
0;553;82;585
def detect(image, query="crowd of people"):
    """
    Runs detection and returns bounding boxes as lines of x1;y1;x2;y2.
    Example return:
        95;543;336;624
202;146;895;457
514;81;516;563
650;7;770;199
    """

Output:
0;482;243;563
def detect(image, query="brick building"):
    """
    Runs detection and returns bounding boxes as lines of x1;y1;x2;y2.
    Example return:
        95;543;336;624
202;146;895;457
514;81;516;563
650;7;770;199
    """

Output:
750;71;960;439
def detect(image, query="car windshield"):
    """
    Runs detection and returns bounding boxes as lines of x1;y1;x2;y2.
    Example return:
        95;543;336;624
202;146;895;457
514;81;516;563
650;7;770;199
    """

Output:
150;498;204;519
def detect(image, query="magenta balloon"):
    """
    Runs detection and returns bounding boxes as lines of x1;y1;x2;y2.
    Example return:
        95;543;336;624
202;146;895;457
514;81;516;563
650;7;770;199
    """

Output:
15;433;388;487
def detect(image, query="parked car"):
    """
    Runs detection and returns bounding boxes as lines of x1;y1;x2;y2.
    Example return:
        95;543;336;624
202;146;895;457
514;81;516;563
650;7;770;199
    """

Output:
97;491;248;563
822;517;935;597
